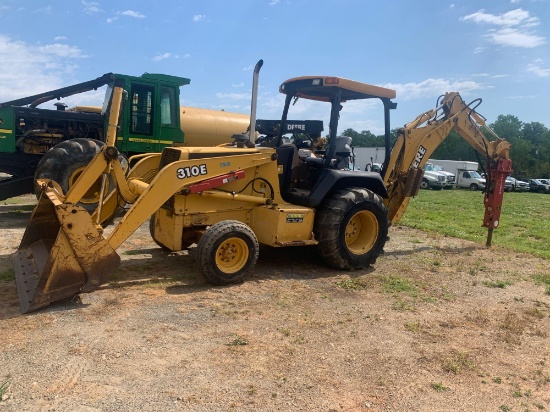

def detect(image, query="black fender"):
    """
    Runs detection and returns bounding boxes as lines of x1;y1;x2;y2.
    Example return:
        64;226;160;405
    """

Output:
308;169;388;207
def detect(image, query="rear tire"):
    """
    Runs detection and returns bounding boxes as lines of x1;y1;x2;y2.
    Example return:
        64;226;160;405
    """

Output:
196;220;259;285
34;138;127;214
314;188;388;270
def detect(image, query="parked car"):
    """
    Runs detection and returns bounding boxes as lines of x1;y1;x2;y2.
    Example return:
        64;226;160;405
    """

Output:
505;177;513;192
528;179;550;193
507;176;529;192
481;174;528;192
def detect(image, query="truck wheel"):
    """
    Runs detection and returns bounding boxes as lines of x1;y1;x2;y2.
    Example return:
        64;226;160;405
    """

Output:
196;220;259;285
469;183;478;191
314;188;389;270
34;139;127;213
420;179;429;190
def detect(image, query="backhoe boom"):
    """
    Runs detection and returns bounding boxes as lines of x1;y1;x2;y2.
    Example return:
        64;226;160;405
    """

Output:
383;92;511;236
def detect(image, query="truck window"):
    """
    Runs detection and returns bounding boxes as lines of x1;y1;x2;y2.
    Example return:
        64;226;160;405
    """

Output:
463;172;469;178
130;85;154;135
160;87;177;127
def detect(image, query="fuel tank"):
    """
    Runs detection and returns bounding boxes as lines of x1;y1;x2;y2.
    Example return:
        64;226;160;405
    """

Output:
180;106;251;147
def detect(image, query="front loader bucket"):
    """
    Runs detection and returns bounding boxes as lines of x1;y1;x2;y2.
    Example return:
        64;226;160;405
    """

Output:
12;190;120;313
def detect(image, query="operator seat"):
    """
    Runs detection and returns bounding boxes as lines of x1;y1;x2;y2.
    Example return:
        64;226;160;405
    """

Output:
275;144;299;201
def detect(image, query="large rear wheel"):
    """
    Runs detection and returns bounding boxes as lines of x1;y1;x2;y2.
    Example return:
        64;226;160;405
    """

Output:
314;188;388;270
196;220;259;285
34;138;127;214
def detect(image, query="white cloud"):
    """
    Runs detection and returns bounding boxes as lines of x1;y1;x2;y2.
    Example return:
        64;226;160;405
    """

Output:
152;52;191;61
0;35;88;101
82;1;102;14
54;36;68;41
193;14;206;22
381;78;486;101
38;43;86;58
232;82;245;88
473;46;486;54
460;8;537;26
34;6;52;14
269;0;281;6
120;10;146;19
504;95;536;99
527;60;550;77
242;65;253;71
460;8;545;48
486;27;545;48
153;53;173;61
216;92;250;100
106;17;118;23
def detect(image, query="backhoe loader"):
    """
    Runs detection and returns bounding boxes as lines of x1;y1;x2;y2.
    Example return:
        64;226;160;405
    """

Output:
13;60;511;313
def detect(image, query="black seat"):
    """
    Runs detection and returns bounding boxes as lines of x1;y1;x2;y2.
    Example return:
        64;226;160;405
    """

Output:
276;144;298;201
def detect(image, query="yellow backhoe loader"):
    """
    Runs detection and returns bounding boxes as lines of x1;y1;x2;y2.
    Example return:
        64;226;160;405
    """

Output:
13;60;511;313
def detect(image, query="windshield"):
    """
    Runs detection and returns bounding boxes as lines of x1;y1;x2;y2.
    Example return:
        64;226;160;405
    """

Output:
470;171;482;179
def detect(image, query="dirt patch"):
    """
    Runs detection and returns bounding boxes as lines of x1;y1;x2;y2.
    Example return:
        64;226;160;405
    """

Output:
1;199;549;411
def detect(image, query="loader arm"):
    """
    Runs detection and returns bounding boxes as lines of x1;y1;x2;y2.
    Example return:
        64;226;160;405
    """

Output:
13;60;275;313
383;92;512;240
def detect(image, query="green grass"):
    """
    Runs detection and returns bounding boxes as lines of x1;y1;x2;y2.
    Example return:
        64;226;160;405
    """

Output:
399;190;550;259
0;268;15;282
0;378;9;401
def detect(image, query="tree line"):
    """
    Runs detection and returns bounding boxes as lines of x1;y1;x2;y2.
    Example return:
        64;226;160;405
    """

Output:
342;114;550;179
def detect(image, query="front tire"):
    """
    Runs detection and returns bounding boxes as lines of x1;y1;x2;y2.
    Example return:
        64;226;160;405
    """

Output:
314;188;389;270
470;183;479;191
196;220;259;285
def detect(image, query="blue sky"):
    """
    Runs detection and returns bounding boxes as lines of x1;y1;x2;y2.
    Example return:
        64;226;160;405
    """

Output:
0;0;548;136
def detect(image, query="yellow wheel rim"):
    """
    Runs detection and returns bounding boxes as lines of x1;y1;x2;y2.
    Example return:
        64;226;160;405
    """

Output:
345;210;379;255
215;237;249;274
68;167;109;205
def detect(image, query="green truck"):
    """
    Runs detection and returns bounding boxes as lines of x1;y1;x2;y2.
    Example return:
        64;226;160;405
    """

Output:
0;72;250;203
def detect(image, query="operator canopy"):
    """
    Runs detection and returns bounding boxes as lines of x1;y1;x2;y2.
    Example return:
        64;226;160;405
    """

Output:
279;76;396;102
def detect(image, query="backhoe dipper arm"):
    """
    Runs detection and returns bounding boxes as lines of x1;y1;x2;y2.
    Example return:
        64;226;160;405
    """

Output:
383;92;512;244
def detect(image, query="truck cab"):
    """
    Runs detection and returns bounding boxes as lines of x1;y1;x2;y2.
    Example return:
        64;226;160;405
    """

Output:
0;72;190;200
424;162;455;189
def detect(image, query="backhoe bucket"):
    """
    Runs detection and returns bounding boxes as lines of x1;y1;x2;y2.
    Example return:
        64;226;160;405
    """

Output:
12;190;120;313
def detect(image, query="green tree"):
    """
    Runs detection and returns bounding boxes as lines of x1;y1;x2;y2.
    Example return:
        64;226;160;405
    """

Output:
491;115;523;141
342;114;549;178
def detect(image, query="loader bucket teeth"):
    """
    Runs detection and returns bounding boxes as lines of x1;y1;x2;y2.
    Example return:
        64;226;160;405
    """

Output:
13;191;120;313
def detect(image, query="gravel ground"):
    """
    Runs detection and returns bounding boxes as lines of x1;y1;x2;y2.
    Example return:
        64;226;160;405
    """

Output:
1;197;549;411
